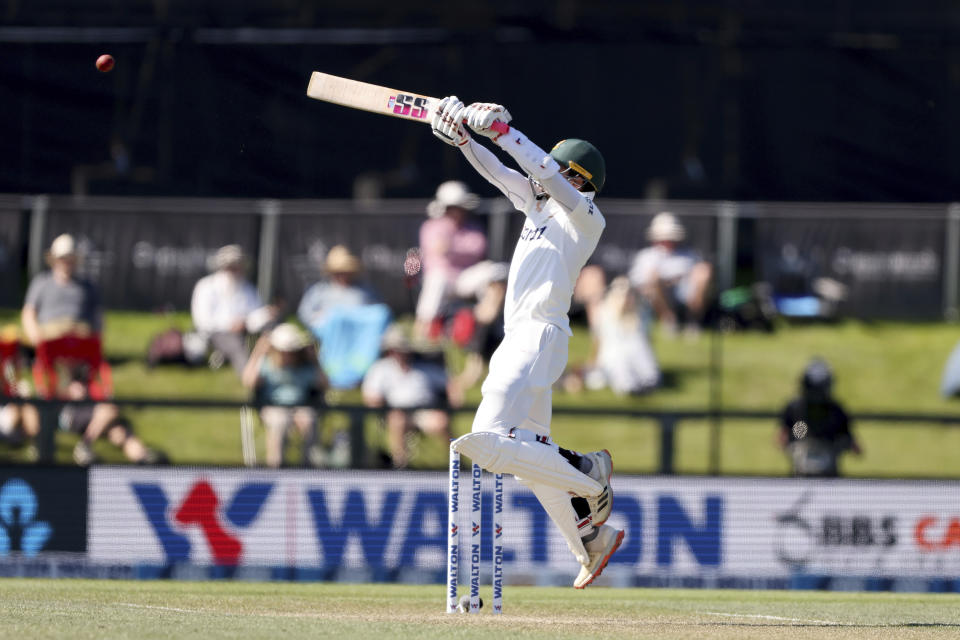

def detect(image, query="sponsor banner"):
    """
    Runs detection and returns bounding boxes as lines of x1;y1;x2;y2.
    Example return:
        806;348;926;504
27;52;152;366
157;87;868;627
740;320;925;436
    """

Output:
0;467;88;555
89;468;960;582
753;204;946;319
43;197;261;310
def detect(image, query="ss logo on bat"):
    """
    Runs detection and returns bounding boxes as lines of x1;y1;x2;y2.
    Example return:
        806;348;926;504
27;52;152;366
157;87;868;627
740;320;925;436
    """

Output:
389;94;428;119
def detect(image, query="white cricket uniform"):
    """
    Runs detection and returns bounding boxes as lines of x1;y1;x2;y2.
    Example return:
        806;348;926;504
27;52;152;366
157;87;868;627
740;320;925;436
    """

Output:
459;133;605;436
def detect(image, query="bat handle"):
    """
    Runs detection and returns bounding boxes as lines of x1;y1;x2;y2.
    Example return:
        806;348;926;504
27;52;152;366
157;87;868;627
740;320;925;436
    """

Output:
490;120;510;135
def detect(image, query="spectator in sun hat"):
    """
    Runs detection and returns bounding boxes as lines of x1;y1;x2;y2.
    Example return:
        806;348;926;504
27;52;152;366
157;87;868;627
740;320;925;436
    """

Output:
414;180;488;340
362;324;453;468
22;233;103;346
297;245;380;332
190;244;273;374
628;212;713;334
242;322;326;468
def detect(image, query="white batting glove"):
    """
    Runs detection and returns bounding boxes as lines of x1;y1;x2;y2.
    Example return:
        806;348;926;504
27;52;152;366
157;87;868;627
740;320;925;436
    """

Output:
431;96;470;147
464;102;512;139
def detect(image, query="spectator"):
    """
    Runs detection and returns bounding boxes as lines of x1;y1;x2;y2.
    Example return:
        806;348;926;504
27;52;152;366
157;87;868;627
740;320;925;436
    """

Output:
242;323;326;469
0;326;39;448
22;234;102;345
414;181;487;340
628;212;713;334
297;245;379;331
298;245;389;390
191;244;273;374
362;325;452;468
447;261;508;405
590;276;660;395
778;358;862;477
60;367;163;466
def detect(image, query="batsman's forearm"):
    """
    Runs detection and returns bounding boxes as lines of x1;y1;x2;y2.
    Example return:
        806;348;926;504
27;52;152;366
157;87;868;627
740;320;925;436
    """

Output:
494;127;558;181
461;139;530;209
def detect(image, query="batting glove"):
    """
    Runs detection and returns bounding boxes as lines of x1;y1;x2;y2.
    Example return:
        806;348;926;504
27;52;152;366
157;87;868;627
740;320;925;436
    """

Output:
464;102;512;140
431;96;471;147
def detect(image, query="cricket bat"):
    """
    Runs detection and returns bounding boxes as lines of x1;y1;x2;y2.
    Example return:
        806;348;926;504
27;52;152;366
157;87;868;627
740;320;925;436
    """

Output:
306;71;510;134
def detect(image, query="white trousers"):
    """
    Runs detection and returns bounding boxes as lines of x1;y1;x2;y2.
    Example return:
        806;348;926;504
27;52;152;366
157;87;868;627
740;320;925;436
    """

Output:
471;321;568;437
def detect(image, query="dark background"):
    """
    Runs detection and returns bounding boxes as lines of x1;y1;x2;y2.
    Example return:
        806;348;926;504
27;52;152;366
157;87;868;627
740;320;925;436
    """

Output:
3;1;960;203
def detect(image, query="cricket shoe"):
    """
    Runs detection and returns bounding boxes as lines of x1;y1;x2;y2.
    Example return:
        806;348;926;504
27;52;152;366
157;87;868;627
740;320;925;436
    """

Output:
582;449;613;526
573;523;624;589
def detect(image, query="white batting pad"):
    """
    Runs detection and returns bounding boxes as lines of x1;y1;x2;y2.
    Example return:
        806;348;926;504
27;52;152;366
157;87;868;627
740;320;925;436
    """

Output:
452;431;602;497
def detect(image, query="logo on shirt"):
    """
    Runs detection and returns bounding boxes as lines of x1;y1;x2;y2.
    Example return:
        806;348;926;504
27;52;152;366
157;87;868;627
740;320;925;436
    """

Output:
519;225;547;241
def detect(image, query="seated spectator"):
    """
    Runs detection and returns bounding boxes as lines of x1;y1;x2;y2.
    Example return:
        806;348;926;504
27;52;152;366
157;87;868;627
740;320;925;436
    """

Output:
298;245;389;390
778;358;862;477
446;261;508;405
362;325;452;468
191;245;275;374
242;323;326;469
0;326;39;448
298;245;379;331
60;366;163;466
591;277;660;395
22;234;102;345
628;212;713;334
414;181;487;341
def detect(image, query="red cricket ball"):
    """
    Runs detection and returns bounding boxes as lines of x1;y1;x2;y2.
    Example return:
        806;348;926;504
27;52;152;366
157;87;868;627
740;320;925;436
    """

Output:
96;54;115;73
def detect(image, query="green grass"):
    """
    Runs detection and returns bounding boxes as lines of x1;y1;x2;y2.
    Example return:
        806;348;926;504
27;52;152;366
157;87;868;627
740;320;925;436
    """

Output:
2;309;960;476
1;579;959;639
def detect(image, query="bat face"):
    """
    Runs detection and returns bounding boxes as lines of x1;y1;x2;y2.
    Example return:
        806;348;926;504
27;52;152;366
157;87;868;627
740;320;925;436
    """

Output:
306;71;509;134
307;71;439;125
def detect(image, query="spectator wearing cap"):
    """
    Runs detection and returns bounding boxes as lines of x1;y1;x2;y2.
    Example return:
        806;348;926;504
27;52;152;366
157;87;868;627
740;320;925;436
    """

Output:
414;181;487;340
297;245;379;332
242;323;326;468
22;234;102;346
190;244;272;374
361;325;452;468
628;212;713;334
778;358;862;477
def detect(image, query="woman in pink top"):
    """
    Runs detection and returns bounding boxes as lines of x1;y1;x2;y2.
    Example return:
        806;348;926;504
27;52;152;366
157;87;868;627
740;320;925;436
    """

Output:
414;180;487;339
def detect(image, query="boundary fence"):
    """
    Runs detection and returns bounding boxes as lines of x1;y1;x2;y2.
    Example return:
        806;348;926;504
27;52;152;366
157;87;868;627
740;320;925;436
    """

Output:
6;396;960;477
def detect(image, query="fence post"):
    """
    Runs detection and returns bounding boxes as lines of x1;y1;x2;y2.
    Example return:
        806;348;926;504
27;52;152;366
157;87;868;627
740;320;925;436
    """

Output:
348;407;367;468
716;201;737;291
658;414;676;474
27;194;48;278
256;199;281;304
486;199;512;262
944;203;960;321
35;401;58;463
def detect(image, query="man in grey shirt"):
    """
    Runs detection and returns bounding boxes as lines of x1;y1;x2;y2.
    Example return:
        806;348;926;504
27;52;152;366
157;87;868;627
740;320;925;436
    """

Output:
22;234;102;344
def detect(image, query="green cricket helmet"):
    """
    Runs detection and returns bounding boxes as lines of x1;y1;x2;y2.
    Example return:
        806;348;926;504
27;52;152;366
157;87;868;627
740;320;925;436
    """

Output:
550;138;606;193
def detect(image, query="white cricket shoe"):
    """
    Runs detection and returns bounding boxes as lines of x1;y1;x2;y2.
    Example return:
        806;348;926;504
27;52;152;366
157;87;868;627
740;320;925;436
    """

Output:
583;449;613;526
573;523;624;589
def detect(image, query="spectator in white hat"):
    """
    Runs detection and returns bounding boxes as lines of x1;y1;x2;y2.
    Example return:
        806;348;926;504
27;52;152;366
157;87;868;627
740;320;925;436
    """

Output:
242;323;327;468
361;324;452;468
190;244;271;374
22;233;102;345
628;212;713;334
297;245;379;332
414;180;487;340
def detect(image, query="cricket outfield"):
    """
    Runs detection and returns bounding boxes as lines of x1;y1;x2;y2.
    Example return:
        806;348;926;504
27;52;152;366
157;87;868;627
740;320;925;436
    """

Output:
1;579;958;639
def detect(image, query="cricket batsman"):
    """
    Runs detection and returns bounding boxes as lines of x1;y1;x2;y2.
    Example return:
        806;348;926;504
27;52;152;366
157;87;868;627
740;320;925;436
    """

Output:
431;97;624;588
